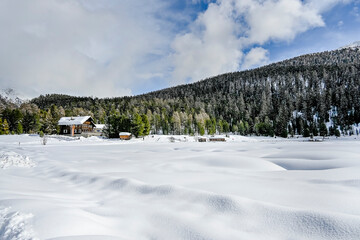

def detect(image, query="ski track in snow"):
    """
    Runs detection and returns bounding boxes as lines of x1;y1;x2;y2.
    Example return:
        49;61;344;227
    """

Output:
0;135;360;239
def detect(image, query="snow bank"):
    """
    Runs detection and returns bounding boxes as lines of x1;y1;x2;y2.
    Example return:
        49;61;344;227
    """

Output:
0;207;38;240
143;134;257;143
0;135;360;239
0;151;36;169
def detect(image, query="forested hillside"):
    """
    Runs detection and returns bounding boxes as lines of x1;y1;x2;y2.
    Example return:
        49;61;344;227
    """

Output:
1;47;359;138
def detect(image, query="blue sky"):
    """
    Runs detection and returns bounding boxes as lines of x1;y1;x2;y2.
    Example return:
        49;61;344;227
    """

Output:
264;1;360;63
0;0;359;99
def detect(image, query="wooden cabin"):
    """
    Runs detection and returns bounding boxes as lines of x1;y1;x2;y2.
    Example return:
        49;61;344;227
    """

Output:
94;124;105;136
198;137;207;142
58;116;96;137
119;132;132;140
209;137;226;142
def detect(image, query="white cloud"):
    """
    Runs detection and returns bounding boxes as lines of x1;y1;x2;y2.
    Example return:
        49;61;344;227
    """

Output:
171;0;354;84
351;5;360;20
242;47;269;70
0;0;356;98
338;20;344;27
241;0;324;45
305;0;353;13
0;0;172;98
171;1;243;84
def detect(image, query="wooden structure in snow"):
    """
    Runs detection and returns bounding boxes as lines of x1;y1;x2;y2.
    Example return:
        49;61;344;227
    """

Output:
94;124;105;136
198;137;207;142
209;137;226;142
58;116;96;137
119;132;132;140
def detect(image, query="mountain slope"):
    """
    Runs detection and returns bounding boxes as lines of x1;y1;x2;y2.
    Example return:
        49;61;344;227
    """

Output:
29;47;360;137
339;41;360;50
140;47;360;99
0;88;23;111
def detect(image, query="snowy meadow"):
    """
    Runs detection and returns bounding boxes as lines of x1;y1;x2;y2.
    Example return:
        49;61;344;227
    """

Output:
0;134;360;240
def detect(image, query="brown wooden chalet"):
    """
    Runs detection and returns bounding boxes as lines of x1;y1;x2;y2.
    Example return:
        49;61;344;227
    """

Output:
58;116;96;136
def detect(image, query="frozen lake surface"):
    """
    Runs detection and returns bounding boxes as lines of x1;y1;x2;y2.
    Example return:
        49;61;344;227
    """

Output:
1;134;360;240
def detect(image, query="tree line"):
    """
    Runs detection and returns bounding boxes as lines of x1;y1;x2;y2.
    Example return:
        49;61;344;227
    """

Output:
1;47;359;138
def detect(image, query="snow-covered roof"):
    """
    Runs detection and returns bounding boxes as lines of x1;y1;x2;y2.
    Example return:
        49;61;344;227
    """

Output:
95;124;105;129
58;116;93;126
119;132;131;136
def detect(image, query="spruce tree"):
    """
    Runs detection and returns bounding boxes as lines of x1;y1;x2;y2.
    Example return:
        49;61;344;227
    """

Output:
0;118;3;135
16;122;23;134
131;113;144;137
3;119;10;135
303;128;310;137
142;114;150;136
222;120;230;134
238;121;245;135
319;122;328;137
198;122;205;136
232;124;238;134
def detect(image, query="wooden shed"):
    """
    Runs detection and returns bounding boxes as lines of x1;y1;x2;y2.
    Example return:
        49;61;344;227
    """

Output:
119;132;132;140
198;137;207;142
209;137;226;142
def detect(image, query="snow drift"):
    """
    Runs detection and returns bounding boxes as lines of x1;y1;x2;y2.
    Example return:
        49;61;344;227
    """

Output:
0;135;359;239
0;151;36;169
0;206;38;240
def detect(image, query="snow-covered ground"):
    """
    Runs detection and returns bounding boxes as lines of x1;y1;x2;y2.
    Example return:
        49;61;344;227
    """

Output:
0;134;360;240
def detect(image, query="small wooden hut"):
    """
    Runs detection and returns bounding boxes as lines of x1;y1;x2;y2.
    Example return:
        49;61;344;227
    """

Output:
198;137;207;142
119;132;132;140
209;137;226;142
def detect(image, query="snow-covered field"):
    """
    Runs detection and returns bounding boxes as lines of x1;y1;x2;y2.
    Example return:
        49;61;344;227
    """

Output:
0;134;360;240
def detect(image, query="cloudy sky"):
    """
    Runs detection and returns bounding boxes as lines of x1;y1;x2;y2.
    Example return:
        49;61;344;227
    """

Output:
1;0;360;99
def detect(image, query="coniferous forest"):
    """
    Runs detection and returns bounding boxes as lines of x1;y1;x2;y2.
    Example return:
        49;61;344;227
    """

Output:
1;47;360;138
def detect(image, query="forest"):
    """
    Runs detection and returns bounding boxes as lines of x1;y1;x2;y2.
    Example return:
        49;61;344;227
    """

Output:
0;47;359;138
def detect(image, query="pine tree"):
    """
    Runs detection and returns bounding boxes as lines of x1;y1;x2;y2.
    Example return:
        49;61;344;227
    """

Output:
222;120;230;134
205;119;212;135
205;118;216;135
244;121;250;135
198;122;205;136
154;114;161;134
142;114;150;136
171;112;181;135
275;103;289;138
238;121;245;135
319;122;328;137
103;115;117;138
335;129;341;137
16;122;23;134
3;119;10;135
303;128;310;137
22;112;40;133
131;113;144;137
259;91;270;121
232;124;238;134
217;120;223;134
0;118;3;135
